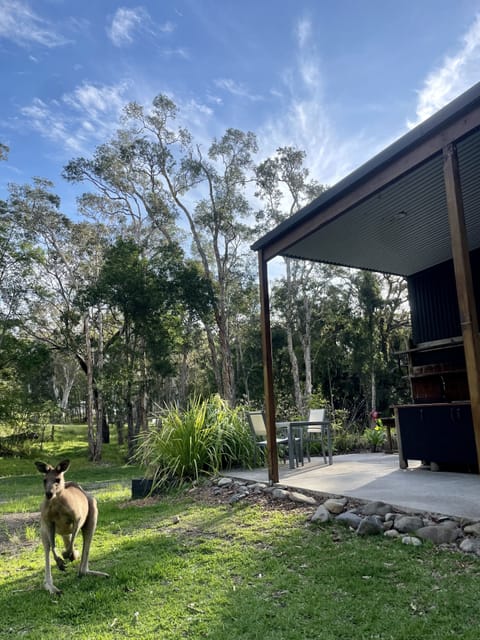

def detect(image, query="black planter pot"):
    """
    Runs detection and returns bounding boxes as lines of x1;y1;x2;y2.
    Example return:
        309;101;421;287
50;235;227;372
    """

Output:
131;478;159;499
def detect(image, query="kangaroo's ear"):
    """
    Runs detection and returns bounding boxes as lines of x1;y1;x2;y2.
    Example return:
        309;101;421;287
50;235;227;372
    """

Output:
35;461;50;474
56;459;70;473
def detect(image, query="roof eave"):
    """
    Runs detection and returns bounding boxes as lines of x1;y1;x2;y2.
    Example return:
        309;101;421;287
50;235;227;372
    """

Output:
251;80;480;254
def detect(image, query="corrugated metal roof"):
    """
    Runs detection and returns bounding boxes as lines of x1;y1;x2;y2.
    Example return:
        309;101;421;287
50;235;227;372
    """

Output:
252;82;480;277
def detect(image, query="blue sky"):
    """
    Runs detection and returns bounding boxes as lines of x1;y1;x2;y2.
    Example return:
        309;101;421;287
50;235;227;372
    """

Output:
2;0;480;215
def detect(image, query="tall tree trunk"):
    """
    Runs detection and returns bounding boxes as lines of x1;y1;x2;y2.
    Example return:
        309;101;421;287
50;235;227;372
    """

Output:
126;391;135;461
178;345;189;408
301;296;313;411
284;258;303;414
52;359;77;423
60;367;75;422
218;314;235;406
204;324;222;393
84;312;100;461
287;326;303;414
236;338;250;403
124;318;136;461
115;413;125;446
141;349;148;431
135;348;148;435
96;308;107;450
370;368;377;428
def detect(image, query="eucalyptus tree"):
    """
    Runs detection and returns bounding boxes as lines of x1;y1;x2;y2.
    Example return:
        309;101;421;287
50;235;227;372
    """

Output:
0;335;55;437
6;178;114;458
0;152;60;433
64;95;258;405
51;351;82;422
86;237;213;459
255;146;329;415
0;154;39;357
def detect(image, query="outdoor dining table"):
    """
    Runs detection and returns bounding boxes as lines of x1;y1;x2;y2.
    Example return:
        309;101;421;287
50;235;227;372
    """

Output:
277;420;333;469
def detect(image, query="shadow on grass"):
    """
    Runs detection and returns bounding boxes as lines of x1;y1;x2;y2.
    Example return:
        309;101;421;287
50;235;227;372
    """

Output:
4;493;480;640
3;458;480;639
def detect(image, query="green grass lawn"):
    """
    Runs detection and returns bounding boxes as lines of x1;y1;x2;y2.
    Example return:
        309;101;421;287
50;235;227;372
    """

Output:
1;426;480;639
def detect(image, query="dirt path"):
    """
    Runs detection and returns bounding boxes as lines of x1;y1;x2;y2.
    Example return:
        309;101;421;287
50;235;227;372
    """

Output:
0;512;40;555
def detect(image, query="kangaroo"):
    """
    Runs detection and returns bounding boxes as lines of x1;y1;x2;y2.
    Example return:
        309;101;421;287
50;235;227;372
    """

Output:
35;459;109;594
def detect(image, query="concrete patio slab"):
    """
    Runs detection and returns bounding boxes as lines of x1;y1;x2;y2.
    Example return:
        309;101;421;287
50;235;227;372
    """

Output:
223;453;480;520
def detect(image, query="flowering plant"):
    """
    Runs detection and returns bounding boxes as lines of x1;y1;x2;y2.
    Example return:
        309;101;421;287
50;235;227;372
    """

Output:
364;422;386;452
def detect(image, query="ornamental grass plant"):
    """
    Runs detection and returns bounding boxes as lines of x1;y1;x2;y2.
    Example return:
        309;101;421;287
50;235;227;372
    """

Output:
135;395;254;490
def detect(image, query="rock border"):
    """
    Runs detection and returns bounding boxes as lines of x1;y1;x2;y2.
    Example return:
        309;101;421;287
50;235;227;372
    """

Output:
215;476;480;556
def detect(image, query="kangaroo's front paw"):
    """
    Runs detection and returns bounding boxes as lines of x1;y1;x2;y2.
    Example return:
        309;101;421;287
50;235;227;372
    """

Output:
55;556;67;571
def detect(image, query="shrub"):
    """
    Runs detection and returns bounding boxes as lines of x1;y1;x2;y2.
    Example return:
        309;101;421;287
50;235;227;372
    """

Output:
330;411;365;453
331;429;365;454
363;423;387;452
135;395;254;489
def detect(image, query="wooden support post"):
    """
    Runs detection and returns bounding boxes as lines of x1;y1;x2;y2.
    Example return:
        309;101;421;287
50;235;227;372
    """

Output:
258;251;278;483
443;143;480;470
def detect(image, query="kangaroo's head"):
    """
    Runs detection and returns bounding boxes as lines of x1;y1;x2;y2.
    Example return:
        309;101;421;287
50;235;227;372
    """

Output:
35;459;70;500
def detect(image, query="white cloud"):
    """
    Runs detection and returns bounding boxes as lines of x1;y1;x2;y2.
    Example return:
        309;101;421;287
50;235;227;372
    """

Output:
257;17;357;187
0;0;69;48
19;81;131;155
295;17;311;50
107;6;148;46
159;21;175;33
260;13;480;191
107;6;169;47
20;97;84;153
214;78;263;102
408;14;480;127
63;81;128;119
161;47;189;59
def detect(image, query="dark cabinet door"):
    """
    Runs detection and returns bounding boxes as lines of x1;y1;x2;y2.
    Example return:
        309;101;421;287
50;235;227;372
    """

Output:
397;404;477;466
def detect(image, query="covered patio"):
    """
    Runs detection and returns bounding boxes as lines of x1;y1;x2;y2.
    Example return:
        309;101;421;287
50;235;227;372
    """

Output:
223;453;480;520
252;81;480;483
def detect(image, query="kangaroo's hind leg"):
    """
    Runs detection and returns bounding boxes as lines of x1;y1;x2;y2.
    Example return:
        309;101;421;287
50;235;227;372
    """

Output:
40;521;63;594
78;495;109;578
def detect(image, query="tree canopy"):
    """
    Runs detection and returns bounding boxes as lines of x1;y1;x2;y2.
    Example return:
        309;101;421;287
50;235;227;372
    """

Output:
0;100;412;457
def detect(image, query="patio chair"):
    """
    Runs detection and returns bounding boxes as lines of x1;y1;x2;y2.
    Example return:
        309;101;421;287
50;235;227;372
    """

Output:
304;408;332;465
246;411;301;467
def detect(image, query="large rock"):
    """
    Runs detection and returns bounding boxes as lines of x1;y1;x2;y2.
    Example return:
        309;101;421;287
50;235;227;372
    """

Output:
360;501;393;517
357;515;383;536
435;519;459;529
416;524;462;545
402;536;422;546
311;505;330;523
249;482;268;493
464;522;480;536
336;511;363;530
459;538;480;555
271;488;290;500
229;492;247;504
394;515;424;533
324;498;347;514
289;491;317;506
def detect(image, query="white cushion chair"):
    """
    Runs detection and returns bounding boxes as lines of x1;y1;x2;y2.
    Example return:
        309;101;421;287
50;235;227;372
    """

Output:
305;408;332;464
246;411;301;467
